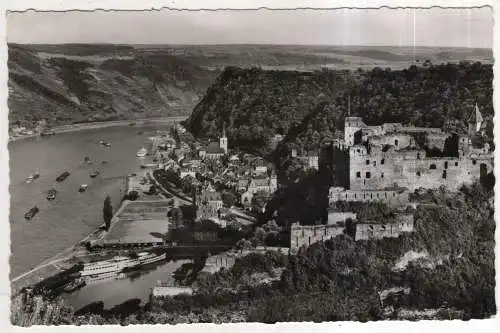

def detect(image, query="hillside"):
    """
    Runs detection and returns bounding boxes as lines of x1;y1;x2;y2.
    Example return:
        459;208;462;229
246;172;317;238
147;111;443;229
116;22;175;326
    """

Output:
186;61;494;156
186;66;354;153
8;44;216;129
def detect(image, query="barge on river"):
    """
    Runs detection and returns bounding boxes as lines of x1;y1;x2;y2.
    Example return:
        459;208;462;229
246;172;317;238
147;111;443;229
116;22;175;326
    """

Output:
56;171;70;183
79;252;167;283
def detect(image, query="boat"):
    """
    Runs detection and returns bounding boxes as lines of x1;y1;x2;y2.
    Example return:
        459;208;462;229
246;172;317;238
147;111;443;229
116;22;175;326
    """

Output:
24;206;39;220
99;140;111;147
89;170;100;178
101;160;108;165
79;184;88;193
80;256;139;278
122;252;167;272
137;131;144;135
25;171;40;184
56;171;70;183
46;189;57;201
136;147;148;158
63;278;85;292
84;156;92;165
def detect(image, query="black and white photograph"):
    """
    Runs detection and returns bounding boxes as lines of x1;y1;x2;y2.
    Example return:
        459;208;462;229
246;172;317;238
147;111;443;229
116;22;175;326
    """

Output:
4;4;496;327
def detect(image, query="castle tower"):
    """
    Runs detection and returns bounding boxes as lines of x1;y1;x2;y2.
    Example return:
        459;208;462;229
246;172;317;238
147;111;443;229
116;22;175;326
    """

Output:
468;103;484;136
220;122;228;154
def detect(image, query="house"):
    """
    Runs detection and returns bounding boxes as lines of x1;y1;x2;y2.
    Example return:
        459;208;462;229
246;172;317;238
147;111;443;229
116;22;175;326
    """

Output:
247;173;278;194
237;179;250;192
241;191;254;207
180;168;196;179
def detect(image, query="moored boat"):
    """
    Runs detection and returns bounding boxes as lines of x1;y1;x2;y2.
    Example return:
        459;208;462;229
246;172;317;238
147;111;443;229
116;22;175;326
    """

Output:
46;189;57;201
80;256;139;278
99;140;111;147
25;171;40;184
122;252;167;272
136;147;148;158
24;206;39;220
84;156;92;165
79;184;88;193
89;170;100;178
56;171;70;183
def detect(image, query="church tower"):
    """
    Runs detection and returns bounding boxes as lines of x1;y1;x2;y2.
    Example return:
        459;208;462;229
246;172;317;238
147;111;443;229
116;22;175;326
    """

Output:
220;122;228;154
468;103;484;137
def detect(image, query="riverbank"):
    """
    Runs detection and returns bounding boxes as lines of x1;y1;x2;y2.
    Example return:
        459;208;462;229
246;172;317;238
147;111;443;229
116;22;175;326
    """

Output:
8;116;187;142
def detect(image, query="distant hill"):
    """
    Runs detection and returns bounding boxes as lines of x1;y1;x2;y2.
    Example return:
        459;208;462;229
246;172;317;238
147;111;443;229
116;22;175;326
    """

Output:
8;44;216;129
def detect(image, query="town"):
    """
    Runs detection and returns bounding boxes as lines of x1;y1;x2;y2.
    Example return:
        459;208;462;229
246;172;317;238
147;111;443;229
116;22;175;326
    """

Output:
12;96;494;326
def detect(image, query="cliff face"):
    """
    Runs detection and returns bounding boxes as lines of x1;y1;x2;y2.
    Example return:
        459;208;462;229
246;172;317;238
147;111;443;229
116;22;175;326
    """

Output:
8;44;216;129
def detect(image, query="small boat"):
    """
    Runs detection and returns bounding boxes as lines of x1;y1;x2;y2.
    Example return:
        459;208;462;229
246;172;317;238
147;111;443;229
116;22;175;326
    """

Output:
25;171;40;184
89;171;100;178
136;147;148;158
24;206;39;220
137;131;144;135
84;156;92;165
79;184;88;193
101;160;109;165
99;140;111;148
47;189;57;201
56;171;70;183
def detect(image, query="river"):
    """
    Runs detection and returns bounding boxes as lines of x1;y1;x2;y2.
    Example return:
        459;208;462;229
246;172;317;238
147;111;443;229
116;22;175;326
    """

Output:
9;123;177;278
61;259;189;310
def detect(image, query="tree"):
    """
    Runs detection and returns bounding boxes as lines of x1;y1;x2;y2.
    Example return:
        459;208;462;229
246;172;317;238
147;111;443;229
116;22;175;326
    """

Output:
103;196;113;231
221;191;236;207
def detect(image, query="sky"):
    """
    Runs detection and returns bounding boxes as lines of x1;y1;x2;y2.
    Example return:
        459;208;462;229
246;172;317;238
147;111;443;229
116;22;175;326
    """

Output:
6;7;493;48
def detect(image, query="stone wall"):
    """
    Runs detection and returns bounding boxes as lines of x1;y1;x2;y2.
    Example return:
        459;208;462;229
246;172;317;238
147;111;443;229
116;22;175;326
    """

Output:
329;187;410;207
354;214;414;241
327;211;357;225
290;222;345;254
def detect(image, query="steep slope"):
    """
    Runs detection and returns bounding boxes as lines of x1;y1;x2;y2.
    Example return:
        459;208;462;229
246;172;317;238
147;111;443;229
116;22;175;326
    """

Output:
8;44;216;129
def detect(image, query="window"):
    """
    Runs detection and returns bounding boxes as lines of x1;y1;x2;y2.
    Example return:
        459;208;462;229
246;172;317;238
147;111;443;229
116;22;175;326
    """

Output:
417;153;421;159
416;171;421;176
356;171;361;178
430;164;436;170
395;139;399;146
444;161;448;169
472;159;477;165
373;161;377;166
442;170;447;179
366;160;370;165
381;173;384;178
381;159;385;165
366;172;371;178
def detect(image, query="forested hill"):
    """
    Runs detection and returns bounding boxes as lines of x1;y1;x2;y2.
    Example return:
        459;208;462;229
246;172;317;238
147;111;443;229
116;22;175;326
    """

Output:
186;62;493;154
8;44;215;128
186;67;353;153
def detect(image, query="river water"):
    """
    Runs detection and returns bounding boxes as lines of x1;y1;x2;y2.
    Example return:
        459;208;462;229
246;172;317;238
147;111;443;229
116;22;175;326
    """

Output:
9;124;175;278
61;259;189;310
